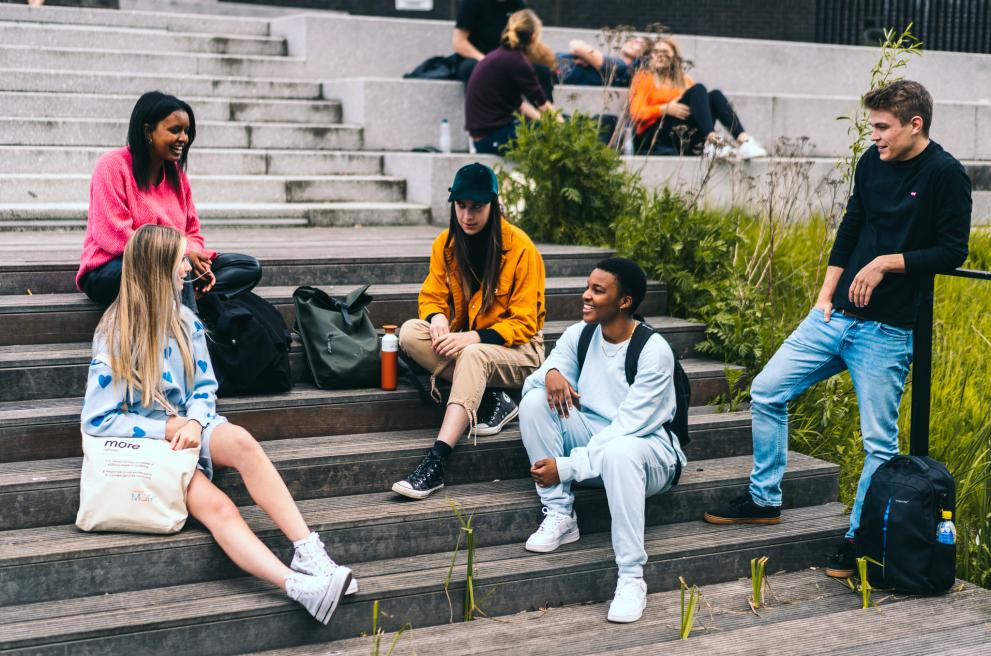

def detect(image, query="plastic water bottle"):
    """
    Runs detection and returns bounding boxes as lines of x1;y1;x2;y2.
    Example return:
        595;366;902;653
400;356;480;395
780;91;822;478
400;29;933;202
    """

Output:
622;124;634;157
381;324;399;391
937;510;956;545
439;118;451;153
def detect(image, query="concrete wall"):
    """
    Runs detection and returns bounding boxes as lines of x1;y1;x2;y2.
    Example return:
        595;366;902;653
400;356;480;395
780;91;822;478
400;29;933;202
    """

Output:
271;13;991;102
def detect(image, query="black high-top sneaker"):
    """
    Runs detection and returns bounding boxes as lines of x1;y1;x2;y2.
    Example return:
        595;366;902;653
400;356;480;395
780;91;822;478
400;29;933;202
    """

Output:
475;390;519;437
825;537;857;578
392;449;445;500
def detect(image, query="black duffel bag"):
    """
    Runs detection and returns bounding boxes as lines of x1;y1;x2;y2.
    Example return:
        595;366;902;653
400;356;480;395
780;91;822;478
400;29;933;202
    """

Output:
855;454;956;594
196;291;292;397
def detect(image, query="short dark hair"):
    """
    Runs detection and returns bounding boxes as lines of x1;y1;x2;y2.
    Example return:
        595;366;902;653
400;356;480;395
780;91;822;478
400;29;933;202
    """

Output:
595;257;647;315
127;91;196;191
863;80;933;136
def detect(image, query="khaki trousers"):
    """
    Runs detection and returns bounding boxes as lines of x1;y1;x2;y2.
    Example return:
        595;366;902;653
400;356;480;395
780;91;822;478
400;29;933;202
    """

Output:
398;319;544;423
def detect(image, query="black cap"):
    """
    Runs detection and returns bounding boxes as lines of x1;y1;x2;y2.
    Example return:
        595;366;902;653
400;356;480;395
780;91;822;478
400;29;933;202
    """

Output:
447;162;499;203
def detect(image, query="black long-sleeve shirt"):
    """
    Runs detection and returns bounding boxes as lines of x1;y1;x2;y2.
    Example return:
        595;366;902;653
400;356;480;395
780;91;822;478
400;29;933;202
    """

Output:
828;142;971;326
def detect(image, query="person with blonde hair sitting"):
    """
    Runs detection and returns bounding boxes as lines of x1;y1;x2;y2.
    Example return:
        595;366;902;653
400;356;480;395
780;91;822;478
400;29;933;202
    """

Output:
464;8;559;154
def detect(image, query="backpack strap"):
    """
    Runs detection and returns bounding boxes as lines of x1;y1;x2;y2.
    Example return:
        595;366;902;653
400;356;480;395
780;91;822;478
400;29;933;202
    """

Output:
576;322;597;378
625;321;683;486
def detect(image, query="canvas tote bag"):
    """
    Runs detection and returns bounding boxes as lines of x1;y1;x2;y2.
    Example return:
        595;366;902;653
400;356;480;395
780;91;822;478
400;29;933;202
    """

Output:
76;433;199;534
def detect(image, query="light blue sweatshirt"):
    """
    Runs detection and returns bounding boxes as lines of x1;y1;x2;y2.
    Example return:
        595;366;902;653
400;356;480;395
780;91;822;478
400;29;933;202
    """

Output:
522;321;686;483
81;307;226;441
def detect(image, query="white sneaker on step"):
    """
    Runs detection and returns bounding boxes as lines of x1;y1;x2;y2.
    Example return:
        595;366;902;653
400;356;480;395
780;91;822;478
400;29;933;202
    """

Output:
291;532;358;595
607;576;647;623
524;508;580;553
736;138;768;160
703;141;735;159
286;567;352;625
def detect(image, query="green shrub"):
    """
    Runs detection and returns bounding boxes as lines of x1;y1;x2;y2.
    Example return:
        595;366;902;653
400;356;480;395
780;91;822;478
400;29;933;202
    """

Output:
498;112;638;247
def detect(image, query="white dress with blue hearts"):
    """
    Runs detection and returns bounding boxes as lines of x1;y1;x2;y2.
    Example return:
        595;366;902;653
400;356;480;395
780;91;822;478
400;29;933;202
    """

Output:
81;307;227;480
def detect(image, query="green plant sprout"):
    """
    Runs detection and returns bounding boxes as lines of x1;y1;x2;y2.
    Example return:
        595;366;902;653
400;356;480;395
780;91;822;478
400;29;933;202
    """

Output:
679;576;701;639
369;599;411;656
444;499;495;622
749;556;770;611
847;555;884;609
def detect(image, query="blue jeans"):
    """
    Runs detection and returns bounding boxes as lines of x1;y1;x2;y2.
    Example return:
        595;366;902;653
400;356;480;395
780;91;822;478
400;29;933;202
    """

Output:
472;123;518;155
749;308;913;538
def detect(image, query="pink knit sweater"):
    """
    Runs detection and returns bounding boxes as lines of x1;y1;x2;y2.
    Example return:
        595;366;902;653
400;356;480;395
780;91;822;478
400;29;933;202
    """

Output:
76;147;216;289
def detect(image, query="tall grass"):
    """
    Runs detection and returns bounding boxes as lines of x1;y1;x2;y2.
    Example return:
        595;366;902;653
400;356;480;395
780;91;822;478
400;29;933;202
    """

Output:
687;217;991;588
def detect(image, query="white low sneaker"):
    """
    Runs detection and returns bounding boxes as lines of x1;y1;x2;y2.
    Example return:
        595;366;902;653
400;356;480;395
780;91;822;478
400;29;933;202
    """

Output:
286;568;352;625
524;508;580;553
607;576;647;623
291;532;359;596
703;141;735;159
736;138;768;160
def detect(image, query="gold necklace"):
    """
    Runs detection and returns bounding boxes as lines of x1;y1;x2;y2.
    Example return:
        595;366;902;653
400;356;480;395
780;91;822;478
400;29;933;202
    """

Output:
599;321;638;358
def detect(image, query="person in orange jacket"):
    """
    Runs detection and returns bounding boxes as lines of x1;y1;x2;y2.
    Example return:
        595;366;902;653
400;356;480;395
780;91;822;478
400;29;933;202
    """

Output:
392;162;546;499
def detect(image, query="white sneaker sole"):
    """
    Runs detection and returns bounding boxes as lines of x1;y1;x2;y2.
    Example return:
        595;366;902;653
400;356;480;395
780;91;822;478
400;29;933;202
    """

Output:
607;603;645;623
474;404;519;437
392;480;444;500
314;567;352;625
524;526;580;553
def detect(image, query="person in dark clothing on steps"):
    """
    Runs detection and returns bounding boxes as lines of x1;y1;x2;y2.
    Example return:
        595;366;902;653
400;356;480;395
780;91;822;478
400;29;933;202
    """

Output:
453;0;555;101
703;80;972;578
465;9;559;154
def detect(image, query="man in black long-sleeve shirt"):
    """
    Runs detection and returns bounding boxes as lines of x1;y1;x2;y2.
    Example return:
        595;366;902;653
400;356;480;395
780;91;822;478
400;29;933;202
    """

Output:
703;80;972;577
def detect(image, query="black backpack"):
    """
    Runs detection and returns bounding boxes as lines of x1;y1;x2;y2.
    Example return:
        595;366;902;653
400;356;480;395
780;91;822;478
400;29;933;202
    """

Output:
196;291;292;397
576;321;691;484
403;54;459;80
855;455;956;594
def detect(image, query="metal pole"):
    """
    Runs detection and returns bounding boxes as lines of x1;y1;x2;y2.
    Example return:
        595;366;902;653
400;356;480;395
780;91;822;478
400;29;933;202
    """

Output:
910;275;935;458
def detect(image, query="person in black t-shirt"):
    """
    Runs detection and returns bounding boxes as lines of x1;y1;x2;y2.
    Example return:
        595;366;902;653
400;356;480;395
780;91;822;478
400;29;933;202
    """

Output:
703;80;971;578
452;0;554;101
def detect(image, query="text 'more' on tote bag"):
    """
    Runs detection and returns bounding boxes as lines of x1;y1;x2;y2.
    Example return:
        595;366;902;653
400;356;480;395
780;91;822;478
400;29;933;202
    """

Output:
76;433;199;534
293;285;380;389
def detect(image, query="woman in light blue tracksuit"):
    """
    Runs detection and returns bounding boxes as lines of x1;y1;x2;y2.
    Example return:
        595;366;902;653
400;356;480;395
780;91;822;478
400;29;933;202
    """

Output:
518;258;686;624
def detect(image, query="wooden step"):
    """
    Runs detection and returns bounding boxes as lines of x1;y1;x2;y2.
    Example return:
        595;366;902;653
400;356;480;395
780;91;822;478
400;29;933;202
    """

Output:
252;570;987;656
0;355;739;463
0;277;669;346
0;410;756;530
0;504;849;655
0;452;838;605
0;316;708;402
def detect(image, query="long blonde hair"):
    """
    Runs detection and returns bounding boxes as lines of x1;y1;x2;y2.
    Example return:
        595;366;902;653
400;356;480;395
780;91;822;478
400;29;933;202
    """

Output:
648;36;688;89
96;224;195;410
501;9;555;67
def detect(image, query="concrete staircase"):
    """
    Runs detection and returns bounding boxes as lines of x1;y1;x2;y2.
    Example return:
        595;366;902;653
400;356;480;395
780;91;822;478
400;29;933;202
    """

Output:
0;225;846;654
0;3;431;231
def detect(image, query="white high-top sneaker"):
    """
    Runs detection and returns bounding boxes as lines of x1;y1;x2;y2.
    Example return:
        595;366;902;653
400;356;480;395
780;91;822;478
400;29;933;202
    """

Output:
291;532;358;596
607;576;647;623
524;508;580;553
285;568;351;625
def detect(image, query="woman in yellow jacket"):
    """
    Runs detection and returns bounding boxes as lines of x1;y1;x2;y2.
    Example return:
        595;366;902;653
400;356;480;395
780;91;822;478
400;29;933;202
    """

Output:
392;163;546;499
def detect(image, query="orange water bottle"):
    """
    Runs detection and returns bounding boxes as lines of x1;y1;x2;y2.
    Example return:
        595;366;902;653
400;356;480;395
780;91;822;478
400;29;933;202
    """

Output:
381;325;398;390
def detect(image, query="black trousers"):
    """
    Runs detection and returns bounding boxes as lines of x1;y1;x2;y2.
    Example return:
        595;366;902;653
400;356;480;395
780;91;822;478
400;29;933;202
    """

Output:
634;84;745;156
81;252;263;311
455;54;555;103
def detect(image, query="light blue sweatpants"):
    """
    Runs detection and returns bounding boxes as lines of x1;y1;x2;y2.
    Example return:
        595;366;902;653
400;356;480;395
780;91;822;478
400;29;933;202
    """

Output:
518;389;680;578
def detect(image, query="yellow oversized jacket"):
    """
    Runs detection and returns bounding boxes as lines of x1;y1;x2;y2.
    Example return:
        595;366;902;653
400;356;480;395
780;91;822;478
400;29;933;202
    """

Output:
418;221;546;347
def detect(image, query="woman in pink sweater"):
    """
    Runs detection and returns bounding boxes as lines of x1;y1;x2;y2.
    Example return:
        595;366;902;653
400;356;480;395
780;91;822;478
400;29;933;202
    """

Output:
77;91;261;310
